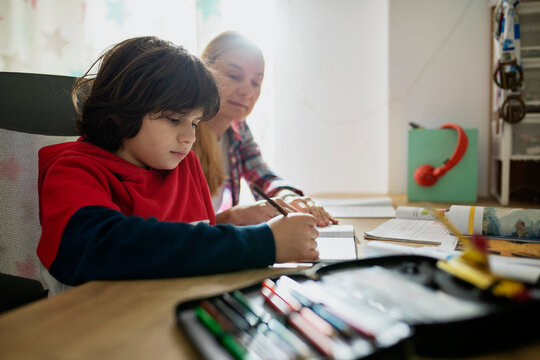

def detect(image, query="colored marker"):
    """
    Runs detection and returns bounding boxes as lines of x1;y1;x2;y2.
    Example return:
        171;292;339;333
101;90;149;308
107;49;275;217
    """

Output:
200;300;268;359
208;298;290;359
287;279;384;340
263;279;336;338
261;285;334;357
221;293;298;359
276;276;355;338
194;306;247;360
231;291;314;359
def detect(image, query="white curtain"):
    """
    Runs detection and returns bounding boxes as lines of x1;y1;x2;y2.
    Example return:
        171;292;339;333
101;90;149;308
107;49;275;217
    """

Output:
0;0;203;76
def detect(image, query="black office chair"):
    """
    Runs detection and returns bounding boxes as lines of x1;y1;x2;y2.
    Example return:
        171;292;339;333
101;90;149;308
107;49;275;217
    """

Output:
0;72;78;313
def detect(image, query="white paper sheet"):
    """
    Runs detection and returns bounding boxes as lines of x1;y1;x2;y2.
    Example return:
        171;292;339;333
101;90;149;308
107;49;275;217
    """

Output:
313;197;396;218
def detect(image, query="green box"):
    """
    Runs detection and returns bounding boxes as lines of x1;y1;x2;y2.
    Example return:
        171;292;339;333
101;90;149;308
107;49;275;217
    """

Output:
407;128;477;203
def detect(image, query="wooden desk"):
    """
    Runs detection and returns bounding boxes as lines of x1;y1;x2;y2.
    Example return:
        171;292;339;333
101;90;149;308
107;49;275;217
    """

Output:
1;195;539;360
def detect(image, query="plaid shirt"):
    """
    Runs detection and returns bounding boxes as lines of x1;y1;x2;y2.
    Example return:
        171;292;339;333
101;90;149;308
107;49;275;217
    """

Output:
217;121;303;212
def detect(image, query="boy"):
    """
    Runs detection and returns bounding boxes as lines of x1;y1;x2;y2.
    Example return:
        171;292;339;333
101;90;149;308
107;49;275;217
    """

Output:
37;36;319;295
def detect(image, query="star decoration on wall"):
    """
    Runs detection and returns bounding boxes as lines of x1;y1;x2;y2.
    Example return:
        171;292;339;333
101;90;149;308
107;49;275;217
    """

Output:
1;52;27;71
85;42;98;60
81;1;87;22
24;0;39;10
106;0;130;26
0;156;21;182
69;68;84;77
16;255;38;279
22;200;37;222
42;28;69;58
197;0;220;21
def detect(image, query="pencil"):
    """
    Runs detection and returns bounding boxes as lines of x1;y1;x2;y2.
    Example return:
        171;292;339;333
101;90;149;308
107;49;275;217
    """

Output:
251;184;288;216
427;205;469;244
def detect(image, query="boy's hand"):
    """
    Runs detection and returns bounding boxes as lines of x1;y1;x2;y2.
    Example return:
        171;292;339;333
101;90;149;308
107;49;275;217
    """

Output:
268;213;319;262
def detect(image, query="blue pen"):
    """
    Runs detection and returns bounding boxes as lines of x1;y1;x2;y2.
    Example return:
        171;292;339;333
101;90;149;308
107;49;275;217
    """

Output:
277;276;364;339
275;278;355;339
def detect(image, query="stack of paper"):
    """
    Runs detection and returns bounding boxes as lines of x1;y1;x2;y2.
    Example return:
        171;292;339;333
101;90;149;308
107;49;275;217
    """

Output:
315;224;357;261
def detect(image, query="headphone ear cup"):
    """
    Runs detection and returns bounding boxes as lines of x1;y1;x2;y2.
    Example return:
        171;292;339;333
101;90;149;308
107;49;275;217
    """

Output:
414;164;438;186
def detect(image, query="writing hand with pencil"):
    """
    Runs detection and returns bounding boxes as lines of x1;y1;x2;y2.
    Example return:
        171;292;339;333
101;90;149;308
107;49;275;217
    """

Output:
253;184;320;262
268;213;320;262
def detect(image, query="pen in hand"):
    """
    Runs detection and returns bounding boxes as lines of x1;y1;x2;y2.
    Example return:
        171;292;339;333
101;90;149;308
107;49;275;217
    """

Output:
251;184;288;216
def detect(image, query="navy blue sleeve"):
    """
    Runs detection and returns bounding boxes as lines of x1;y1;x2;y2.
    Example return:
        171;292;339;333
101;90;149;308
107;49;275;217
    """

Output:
49;206;275;285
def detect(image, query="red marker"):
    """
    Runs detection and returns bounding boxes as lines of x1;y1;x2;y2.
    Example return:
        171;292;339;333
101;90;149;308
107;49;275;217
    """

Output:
261;286;334;357
262;279;336;338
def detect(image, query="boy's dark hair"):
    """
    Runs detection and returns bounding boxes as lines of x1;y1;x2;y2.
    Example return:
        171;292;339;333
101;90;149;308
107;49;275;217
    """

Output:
73;36;220;152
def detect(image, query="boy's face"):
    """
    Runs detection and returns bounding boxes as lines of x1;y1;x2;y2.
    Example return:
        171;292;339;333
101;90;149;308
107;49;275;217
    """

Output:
116;109;202;170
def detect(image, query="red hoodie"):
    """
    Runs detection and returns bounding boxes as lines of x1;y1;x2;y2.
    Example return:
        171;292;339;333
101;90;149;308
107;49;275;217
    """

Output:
36;139;274;287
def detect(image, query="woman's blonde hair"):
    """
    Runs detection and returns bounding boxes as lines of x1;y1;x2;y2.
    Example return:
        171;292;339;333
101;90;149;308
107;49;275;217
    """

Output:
201;31;263;66
193;31;263;196
192;121;225;196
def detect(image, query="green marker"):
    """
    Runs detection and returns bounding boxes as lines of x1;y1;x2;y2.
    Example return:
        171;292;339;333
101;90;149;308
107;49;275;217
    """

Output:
232;291;313;358
195;306;247;360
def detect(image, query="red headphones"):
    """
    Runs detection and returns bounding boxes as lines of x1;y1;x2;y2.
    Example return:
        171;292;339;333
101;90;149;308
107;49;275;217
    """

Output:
414;123;468;187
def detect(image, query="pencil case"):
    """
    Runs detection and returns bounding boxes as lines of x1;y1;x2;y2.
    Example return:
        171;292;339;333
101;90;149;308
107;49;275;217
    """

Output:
175;255;540;359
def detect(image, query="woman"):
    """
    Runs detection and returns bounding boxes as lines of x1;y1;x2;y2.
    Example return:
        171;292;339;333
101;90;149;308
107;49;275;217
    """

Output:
193;31;337;227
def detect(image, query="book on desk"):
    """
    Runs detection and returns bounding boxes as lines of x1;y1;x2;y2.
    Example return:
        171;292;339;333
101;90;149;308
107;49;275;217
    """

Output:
364;205;540;245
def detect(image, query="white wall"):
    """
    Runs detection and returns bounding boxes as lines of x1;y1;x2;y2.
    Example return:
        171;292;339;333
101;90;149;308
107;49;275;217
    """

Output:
388;0;491;196
271;0;389;194
263;0;490;197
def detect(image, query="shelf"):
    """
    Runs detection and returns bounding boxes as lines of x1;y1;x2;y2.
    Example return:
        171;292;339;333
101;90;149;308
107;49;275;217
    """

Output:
522;46;540;58
510;155;540;160
493;155;540;161
521;113;540;123
490;1;540;206
520;1;540;14
522;57;540;68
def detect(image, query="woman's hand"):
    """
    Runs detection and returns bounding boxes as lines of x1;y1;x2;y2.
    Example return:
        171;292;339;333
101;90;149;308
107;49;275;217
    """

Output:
215;198;297;226
285;196;338;227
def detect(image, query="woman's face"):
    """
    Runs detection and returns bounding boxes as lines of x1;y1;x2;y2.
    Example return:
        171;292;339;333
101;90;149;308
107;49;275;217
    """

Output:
213;48;264;122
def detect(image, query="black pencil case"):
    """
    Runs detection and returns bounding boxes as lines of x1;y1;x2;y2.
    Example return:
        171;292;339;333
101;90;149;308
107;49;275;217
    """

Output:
175;255;540;359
